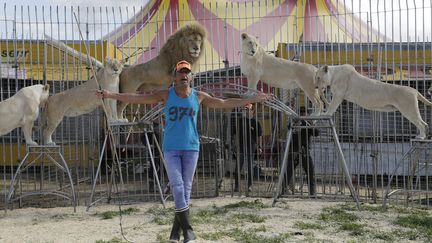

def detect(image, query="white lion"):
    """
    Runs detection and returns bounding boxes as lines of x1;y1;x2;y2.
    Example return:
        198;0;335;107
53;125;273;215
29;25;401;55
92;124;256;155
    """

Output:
315;64;432;139
0;84;50;145
240;33;323;114
43;58;123;145
117;23;207;121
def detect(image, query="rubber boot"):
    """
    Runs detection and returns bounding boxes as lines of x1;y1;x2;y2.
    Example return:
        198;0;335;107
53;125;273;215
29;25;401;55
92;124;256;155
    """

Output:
168;214;181;243
177;209;196;243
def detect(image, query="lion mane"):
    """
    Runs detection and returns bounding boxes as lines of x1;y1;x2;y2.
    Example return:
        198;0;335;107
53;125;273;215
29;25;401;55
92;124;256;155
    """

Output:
117;22;207;120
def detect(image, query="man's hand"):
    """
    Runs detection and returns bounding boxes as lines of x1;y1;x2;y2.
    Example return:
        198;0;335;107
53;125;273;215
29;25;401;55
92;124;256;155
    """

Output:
252;93;272;103
94;89;110;99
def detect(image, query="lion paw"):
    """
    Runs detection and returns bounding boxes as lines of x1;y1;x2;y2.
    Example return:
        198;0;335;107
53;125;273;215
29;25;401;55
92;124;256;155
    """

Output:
45;141;56;146
415;135;426;140
26;141;38;146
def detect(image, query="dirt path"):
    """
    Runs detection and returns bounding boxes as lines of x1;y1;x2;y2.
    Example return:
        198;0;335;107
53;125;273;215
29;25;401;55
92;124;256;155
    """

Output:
0;197;429;243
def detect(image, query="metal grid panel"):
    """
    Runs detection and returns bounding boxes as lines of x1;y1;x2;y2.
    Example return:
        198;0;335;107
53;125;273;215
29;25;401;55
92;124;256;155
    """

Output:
0;1;431;209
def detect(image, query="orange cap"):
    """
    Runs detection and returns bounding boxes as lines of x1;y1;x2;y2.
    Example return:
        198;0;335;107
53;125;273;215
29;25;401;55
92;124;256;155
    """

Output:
176;60;192;72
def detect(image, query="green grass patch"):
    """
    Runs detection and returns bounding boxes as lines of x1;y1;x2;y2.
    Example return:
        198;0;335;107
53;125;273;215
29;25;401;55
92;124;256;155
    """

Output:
390;205;427;215
394;213;432;240
340;203;386;213
223;199;268;210
339;222;365;236
294;221;324;230
95;207;139;220
226;227;290;243
394;213;432;229
156;228;171;243
370;230;396;241
192;202;267;224
95;237;125;243
392;228;422;241
200;230;226;241
146;207;174;225
320;207;358;222
231;213;266;223
192;205;229;224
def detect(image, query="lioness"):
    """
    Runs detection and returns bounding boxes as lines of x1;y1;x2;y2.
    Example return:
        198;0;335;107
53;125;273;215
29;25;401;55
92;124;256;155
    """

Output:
0;84;50;145
240;33;323;114
315;64;432;139
43;58;123;145
118;23;207;121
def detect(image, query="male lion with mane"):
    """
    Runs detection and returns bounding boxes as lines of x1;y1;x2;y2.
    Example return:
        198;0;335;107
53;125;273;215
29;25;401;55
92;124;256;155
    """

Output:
240;33;323;114
43;58;123;145
117;23;207;120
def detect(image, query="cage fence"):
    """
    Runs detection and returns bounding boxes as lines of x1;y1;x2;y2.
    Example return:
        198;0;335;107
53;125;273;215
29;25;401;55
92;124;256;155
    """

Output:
0;1;431;209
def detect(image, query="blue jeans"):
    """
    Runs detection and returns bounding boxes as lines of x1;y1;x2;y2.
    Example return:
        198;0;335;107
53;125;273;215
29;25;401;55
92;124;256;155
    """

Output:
164;150;199;211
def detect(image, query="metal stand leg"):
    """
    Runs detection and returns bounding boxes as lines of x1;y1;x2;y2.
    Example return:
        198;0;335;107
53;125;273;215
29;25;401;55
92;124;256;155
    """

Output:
329;118;360;208
87;122;166;211
144;132;166;208
87;135;108;210
272;116;359;208
272;127;293;206
382;139;432;209
7;145;76;212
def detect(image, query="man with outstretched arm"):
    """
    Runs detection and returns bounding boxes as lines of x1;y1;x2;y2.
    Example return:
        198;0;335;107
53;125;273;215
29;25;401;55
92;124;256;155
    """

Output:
95;60;270;243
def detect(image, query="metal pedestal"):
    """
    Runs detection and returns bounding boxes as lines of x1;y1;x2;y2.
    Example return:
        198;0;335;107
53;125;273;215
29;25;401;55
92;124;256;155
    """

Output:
272;116;360;208
7;145;76;212
87;121;166;211
382;139;432;208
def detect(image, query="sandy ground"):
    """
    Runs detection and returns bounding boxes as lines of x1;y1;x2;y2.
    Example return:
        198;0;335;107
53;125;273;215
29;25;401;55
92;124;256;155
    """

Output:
0;197;428;243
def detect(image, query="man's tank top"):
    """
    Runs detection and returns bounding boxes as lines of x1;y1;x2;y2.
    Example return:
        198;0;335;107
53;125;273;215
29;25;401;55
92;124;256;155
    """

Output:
163;87;200;151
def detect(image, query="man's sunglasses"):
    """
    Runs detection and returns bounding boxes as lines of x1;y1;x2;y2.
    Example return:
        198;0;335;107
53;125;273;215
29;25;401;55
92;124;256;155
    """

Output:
178;69;192;74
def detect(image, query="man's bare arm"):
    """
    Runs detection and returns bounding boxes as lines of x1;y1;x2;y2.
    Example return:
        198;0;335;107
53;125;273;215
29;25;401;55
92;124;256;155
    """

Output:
198;91;270;109
95;89;167;104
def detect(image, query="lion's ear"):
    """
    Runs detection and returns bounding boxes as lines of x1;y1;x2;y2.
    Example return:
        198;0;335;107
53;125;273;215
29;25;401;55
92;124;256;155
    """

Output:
323;65;328;73
43;84;50;91
241;33;248;40
105;58;112;64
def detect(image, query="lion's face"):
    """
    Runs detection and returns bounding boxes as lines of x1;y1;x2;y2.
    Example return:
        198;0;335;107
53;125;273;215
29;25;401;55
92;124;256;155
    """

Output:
182;33;203;58
105;58;123;76
241;33;258;56
314;66;330;90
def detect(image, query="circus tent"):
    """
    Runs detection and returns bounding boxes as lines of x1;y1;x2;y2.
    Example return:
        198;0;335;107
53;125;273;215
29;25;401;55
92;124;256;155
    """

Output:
105;0;387;72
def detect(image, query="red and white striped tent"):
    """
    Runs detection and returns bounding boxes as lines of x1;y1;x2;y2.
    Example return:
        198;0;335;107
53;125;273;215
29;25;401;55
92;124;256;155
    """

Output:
106;0;386;72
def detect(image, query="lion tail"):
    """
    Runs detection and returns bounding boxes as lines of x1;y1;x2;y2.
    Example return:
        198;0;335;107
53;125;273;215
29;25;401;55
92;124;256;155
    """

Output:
417;91;432;107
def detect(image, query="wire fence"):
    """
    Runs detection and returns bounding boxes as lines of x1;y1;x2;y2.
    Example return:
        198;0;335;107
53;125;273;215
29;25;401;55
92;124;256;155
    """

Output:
1;1;431;209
